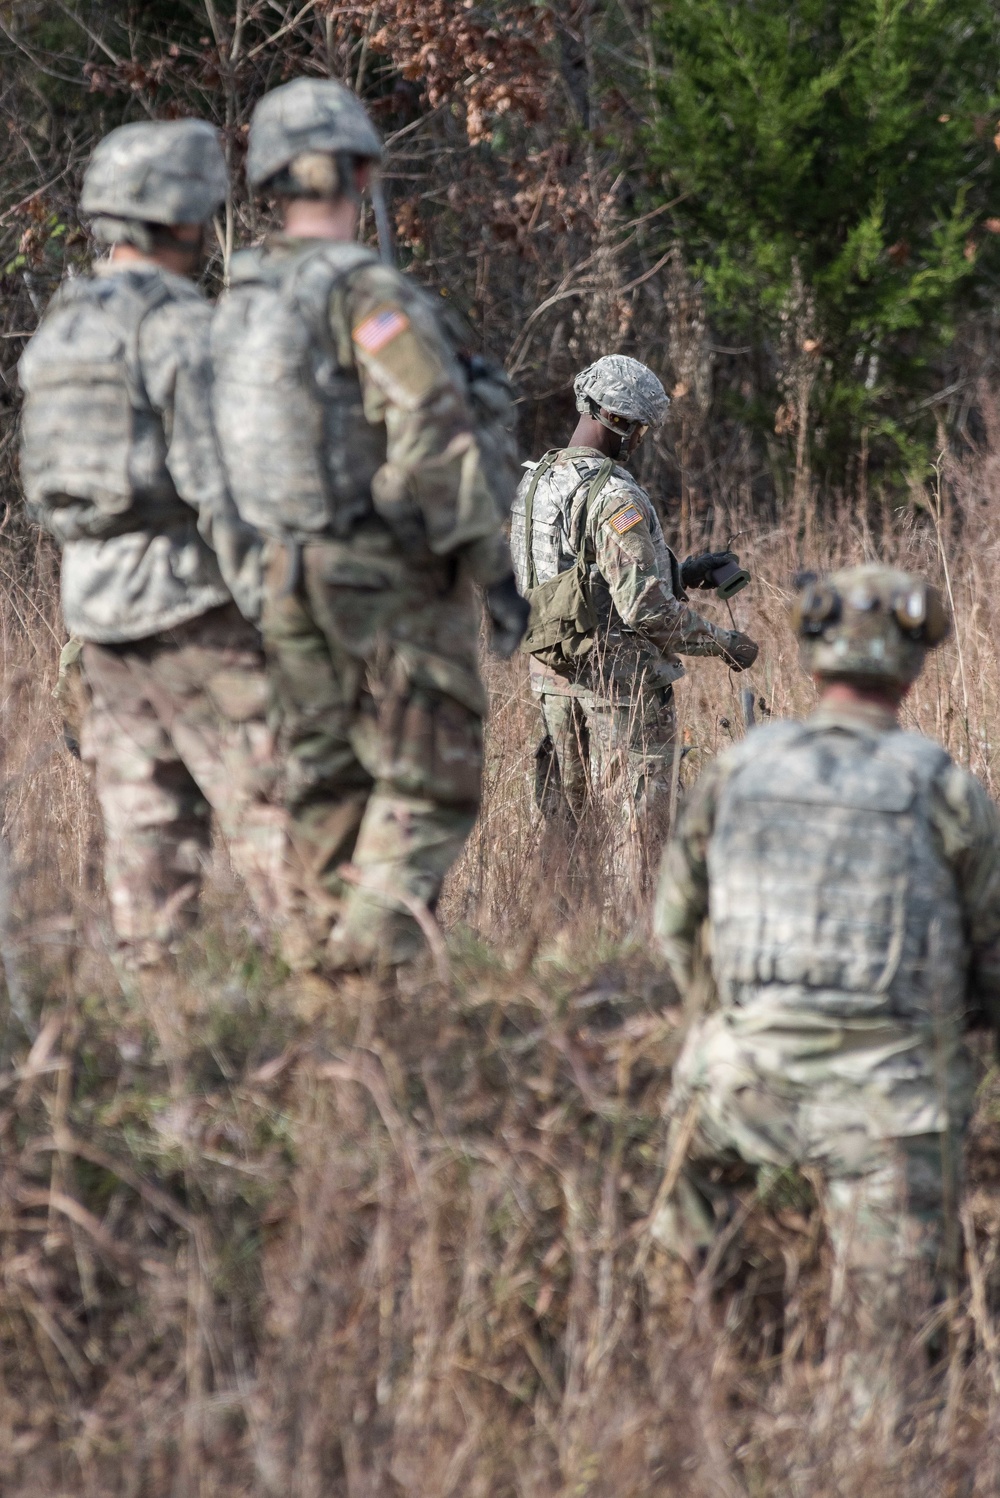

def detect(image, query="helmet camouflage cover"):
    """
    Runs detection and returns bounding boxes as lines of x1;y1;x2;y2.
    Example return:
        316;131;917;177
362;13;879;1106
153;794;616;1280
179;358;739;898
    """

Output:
247;78;383;189
574;354;669;433
80;120;227;227
792;563;950;684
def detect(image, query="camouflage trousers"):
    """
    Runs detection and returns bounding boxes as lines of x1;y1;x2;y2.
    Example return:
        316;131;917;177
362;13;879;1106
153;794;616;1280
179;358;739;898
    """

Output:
79;604;287;963
533;676;678;888
654;1010;970;1335
261;534;485;967
535;682;678;819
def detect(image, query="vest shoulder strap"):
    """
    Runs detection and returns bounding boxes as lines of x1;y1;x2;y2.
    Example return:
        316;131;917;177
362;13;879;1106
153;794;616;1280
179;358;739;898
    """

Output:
91;273;174;413
522;449;562;590
523;451;615;589
225;242;378;364
578;457;615;556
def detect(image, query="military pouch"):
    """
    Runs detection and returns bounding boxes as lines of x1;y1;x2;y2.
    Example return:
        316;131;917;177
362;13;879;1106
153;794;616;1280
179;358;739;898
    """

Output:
518;454;613;671
520;561;597;656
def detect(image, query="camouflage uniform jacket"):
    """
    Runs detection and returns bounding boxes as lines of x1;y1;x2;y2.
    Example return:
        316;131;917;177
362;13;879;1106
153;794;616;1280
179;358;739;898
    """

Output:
19;262;259;643
509;447;737;698
655;699;1000;1041
211;237;511;586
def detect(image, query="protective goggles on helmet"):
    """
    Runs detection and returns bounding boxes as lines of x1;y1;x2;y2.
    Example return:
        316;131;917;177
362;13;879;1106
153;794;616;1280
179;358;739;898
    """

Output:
791;576;950;645
587;398;648;442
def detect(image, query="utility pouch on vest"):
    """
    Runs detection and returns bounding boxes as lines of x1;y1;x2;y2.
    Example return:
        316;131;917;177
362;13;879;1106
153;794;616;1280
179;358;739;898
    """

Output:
519;454;613;669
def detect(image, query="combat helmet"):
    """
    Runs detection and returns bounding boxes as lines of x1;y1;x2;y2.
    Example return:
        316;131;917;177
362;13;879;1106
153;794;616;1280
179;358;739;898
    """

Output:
792;564;950;684
574;355;669;440
81;120;227;250
247;79;383;197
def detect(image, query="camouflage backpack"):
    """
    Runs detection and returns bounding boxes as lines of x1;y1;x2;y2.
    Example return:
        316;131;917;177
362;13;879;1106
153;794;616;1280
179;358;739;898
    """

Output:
19;272;187;526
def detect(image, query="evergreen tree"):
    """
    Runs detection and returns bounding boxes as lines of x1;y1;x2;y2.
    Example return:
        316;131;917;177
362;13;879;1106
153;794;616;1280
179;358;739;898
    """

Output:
649;0;1000;483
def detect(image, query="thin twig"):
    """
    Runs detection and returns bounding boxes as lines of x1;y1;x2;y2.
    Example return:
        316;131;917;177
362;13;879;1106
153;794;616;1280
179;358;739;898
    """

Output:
244;0;320;60
930;448;971;765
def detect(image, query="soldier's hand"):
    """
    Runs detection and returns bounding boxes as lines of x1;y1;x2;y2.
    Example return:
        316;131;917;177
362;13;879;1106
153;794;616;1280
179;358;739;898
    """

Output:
485;574;530;658
721;630;758;671
681;550;739;590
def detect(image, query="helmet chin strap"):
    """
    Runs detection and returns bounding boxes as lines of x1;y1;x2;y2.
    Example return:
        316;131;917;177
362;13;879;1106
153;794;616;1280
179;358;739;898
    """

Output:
586;398;639;458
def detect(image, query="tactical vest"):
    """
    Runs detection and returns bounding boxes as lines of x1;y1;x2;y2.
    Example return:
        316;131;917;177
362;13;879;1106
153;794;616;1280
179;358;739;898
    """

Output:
511;450;612;661
511;450;591;591
19;272;186;526
511;450;684;666
707;721;966;1024
211;242;385;539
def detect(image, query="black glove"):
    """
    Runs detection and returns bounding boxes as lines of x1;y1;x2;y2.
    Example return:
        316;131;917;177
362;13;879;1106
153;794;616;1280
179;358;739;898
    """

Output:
485;574;531;658
681;550;739;590
721;630;759;671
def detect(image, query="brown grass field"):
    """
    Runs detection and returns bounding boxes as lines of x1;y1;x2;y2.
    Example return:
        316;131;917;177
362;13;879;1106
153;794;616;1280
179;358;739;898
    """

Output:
0;443;999;1495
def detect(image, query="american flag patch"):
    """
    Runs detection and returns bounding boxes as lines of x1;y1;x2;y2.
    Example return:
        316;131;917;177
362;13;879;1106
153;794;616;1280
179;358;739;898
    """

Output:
608;504;644;535
352;306;410;355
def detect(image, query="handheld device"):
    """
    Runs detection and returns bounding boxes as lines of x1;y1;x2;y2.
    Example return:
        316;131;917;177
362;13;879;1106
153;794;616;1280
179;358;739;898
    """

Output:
711;556;751;600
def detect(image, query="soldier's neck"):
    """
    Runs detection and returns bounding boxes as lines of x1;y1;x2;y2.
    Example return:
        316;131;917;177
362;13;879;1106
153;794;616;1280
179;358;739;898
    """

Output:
569;416;623;458
815;678;908;723
108;243;196;279
281;197;361;242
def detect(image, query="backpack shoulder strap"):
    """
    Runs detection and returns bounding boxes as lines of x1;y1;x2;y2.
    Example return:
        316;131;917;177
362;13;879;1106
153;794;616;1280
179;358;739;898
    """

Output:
102;271;174;413
286;243;380;361
225;243;379;365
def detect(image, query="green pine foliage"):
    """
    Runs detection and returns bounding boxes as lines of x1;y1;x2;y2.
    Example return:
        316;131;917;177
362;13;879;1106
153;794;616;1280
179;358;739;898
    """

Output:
648;0;1000;481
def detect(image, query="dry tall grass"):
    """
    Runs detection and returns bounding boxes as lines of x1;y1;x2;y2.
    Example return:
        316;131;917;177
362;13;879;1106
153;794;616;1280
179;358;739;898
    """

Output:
1;443;1000;1494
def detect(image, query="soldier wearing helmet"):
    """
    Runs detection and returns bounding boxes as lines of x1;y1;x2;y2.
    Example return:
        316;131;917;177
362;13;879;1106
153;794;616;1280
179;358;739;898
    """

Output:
18;120;287;970
211;79;526;973
510;354;758;838
652;565;1000;1356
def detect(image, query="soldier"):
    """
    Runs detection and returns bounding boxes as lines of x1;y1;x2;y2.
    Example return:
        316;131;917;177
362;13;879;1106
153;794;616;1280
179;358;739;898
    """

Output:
510;355;758;828
211;79;526;972
653;565;1000;1341
19;120;285;969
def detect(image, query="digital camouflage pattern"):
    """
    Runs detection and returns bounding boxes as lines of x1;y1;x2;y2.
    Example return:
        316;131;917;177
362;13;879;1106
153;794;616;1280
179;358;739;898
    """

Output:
573;355;669;428
212;242;386;542
246;76;383;187
706;719;965;1020
20;262;261;640
653;696;1000;1317
214;225;510;965
79;605;286;964
511;449;743;679
215;238;510;579
511;447;745;816
80;119;228;230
